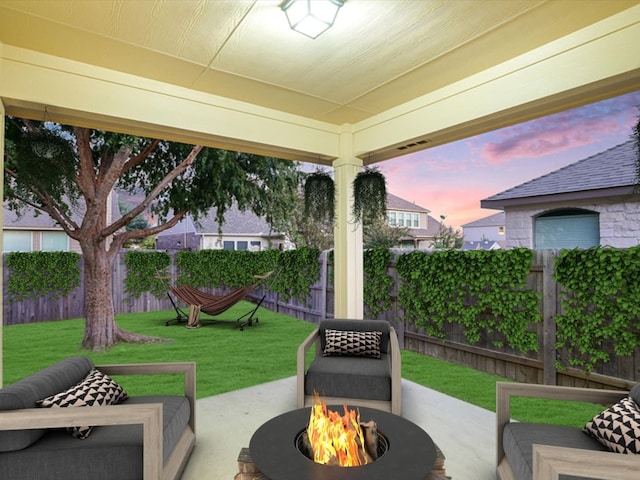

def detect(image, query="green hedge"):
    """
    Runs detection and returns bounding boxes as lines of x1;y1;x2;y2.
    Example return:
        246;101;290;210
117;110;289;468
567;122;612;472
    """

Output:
554;246;640;371
396;248;540;353
6;251;81;301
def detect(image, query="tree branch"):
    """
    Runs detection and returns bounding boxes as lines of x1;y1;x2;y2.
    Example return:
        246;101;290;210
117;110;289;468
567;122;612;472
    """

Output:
101;145;203;239
108;210;188;255
4;168;81;237
122;139;160;174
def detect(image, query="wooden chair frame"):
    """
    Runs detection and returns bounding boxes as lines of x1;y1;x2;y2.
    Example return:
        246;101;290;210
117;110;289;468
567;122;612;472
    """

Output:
496;381;637;480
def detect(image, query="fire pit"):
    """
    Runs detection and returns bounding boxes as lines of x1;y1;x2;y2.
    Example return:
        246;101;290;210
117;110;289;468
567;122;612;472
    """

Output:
249;406;437;480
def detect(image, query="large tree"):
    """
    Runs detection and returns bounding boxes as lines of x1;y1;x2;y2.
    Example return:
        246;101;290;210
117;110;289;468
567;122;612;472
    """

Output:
4;118;300;350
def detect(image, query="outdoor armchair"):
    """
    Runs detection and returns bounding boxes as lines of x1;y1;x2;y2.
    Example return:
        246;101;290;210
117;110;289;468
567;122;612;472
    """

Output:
297;319;401;415
497;381;640;480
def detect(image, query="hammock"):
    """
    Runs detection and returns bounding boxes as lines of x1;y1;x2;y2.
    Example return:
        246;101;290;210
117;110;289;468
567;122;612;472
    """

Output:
170;272;273;329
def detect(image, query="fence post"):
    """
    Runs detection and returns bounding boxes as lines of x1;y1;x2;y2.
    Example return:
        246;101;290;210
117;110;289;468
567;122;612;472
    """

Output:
542;250;558;385
319;250;328;320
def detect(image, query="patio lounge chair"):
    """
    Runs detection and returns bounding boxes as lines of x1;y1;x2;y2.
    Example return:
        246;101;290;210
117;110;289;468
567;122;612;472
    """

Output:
297;319;401;415
170;272;272;329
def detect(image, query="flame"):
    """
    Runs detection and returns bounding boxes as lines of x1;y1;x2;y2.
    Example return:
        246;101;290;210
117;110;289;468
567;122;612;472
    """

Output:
306;393;369;467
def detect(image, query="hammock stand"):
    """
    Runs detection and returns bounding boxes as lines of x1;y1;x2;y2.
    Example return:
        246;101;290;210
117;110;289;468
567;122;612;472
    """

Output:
167;271;273;330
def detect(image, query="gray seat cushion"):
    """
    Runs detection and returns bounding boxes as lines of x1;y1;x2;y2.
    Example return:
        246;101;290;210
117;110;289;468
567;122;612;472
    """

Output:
0;356;94;452
503;422;608;480
305;353;392;401
0;395;191;480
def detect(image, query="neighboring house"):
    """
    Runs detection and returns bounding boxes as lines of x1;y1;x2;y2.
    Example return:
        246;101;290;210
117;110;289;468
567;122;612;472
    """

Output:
3;208;77;253
386;193;442;249
156;203;285;252
461;212;506;247
481;140;640;249
2;192;120;253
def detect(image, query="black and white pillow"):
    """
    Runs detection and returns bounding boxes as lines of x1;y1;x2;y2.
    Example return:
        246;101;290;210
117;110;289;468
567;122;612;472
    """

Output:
583;396;640;454
323;329;382;358
37;368;128;439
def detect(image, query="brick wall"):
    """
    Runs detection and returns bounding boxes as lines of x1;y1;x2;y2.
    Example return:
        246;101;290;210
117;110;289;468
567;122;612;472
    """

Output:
505;196;640;249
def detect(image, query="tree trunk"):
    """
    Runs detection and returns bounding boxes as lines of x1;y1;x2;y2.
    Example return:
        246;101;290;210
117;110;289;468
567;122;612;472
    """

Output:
81;243;118;349
80;240;161;350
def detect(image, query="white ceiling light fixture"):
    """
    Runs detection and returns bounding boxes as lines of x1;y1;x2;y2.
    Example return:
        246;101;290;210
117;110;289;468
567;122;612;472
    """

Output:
280;0;344;39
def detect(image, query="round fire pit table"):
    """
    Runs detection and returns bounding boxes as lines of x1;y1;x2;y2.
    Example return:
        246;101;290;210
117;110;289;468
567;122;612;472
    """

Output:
249;406;436;480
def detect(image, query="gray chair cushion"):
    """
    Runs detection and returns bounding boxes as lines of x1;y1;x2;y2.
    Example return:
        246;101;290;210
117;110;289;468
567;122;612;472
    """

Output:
630;383;640;405
304;353;392;401
503;422;608;480
0;356;94;452
0;395;191;480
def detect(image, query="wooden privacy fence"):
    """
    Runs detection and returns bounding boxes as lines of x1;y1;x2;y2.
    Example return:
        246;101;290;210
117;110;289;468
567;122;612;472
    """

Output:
4;250;639;389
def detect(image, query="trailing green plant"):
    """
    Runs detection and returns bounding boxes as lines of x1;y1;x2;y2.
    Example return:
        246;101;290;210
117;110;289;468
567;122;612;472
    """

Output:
124;250;171;300
303;170;335;224
396;248;540;353
176;249;279;289
6;251;81;301
363;247;394;317
270;247;321;303
554;246;640;372
352;166;387;225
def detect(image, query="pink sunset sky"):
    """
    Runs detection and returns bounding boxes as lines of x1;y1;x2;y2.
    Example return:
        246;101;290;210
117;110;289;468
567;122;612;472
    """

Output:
376;90;640;230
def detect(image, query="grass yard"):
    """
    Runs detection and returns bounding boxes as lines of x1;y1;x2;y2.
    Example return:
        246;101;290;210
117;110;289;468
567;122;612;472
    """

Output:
3;302;607;427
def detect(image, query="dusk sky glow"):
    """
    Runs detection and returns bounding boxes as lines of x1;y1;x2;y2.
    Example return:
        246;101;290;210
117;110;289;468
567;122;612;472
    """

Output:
375;90;640;230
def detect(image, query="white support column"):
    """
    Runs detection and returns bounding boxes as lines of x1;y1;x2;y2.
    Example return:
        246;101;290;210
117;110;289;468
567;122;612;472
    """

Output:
0;98;5;385
332;126;363;319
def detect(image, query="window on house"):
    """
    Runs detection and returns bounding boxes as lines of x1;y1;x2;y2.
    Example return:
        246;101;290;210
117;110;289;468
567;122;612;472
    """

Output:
237;241;248;251
223;241;235;250
534;209;600;249
3;231;32;252
412;213;419;227
250;241;261;251
388;212;396;226
41;231;69;251
398;212;404;227
498;226;505;235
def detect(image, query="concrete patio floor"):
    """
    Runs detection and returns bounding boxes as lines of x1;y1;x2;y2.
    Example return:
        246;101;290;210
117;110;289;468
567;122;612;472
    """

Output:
181;376;497;479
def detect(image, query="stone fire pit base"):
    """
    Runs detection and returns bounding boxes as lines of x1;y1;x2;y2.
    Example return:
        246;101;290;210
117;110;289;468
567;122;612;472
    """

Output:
234;446;451;480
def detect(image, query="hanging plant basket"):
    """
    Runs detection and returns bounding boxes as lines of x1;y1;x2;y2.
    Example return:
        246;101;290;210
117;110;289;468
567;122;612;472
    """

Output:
304;170;335;223
352;166;387;225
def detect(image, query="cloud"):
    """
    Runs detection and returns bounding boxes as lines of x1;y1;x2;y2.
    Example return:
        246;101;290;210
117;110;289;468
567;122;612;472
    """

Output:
481;91;640;164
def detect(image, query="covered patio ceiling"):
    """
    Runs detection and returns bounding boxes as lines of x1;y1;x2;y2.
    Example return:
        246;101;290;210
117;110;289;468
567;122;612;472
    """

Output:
1;0;639;165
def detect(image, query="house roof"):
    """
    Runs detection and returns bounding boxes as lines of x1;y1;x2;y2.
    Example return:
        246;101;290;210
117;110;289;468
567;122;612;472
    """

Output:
387;193;429;213
3;192;121;230
461;240;503;250
158;203;274;237
3;207;63;229
461;212;505;228
481;140;639;209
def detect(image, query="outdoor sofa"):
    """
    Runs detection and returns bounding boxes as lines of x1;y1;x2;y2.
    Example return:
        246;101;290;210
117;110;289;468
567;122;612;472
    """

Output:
497;381;640;480
297;318;401;415
0;356;195;480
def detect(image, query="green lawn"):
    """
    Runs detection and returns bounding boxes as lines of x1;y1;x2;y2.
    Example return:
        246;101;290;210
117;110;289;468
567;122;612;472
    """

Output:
2;302;606;427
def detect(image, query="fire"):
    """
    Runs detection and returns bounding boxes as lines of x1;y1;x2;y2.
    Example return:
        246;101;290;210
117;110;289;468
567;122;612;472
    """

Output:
306;394;369;467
